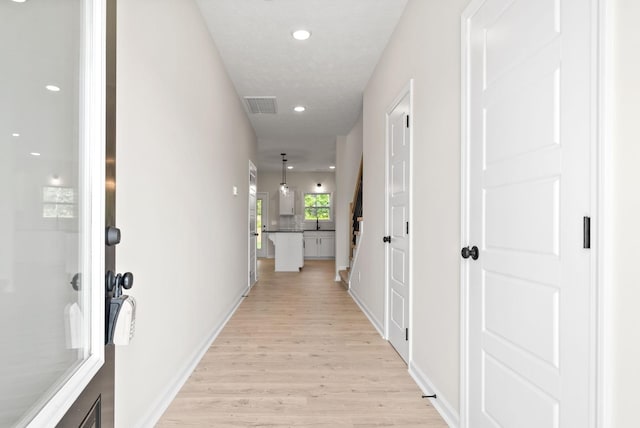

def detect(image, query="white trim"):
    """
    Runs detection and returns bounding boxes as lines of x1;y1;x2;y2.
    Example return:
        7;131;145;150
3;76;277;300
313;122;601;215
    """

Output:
383;80;413;357
136;287;247;428
26;1;107;426
349;288;384;338
596;0;613;426
458;2;480;426
409;362;460;428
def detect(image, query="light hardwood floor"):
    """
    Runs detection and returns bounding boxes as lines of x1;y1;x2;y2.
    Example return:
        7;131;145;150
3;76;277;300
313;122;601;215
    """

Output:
157;259;447;427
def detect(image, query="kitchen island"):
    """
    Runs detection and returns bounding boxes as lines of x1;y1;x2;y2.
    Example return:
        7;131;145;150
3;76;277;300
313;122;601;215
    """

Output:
266;230;304;272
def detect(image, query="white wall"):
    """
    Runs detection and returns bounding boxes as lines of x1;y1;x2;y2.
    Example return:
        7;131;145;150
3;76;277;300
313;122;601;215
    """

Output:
356;0;470;422
608;0;640;426
115;0;257;426
335;114;363;275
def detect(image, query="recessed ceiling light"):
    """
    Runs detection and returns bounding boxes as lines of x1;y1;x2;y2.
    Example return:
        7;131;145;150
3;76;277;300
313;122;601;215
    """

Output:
45;85;61;92
30;152;41;156
292;30;311;41
287;165;294;170
294;106;306;113
12;133;20;137
12;0;27;3
329;166;336;169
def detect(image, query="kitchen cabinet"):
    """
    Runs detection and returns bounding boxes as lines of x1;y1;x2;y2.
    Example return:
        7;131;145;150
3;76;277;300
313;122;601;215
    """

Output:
279;191;295;216
268;231;304;271
303;231;335;259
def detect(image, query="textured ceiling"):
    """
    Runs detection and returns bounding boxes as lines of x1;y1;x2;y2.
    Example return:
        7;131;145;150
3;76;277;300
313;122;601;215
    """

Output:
196;0;408;172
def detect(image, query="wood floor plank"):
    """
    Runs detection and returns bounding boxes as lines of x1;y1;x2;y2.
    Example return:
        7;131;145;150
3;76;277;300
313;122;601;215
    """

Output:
157;259;446;427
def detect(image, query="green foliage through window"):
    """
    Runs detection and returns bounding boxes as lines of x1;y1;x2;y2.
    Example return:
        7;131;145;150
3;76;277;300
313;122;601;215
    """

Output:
304;193;331;221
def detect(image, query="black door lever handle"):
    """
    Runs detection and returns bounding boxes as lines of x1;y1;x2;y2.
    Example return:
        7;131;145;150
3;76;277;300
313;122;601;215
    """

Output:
461;246;479;260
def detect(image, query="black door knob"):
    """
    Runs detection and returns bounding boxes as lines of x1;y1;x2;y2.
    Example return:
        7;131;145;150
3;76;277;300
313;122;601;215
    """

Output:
70;273;82;291
121;272;134;290
106;270;134;295
461;246;479;260
383;236;391;243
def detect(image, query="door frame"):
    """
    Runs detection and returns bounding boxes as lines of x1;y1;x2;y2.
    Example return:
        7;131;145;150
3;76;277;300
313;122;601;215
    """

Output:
248;161;258;288
458;1;608;426
257;192;269;258
384;80;414;359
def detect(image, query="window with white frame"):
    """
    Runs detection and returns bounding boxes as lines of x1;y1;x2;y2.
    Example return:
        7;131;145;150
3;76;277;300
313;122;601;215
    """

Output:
304;193;331;221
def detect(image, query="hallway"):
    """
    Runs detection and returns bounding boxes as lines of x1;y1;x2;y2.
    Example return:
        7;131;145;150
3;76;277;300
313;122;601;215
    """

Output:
157;259;446;427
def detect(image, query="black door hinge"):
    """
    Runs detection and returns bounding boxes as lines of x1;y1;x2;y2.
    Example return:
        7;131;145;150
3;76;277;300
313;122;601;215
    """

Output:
406;221;409;235
406;115;410;128
405;328;409;341
583;216;591;249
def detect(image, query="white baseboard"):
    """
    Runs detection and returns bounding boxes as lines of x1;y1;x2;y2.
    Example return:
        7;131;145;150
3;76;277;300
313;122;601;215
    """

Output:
135;287;247;428
349;288;384;338
408;361;460;428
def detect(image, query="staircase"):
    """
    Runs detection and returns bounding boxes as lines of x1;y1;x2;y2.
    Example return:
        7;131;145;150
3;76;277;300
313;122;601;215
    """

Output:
339;157;363;290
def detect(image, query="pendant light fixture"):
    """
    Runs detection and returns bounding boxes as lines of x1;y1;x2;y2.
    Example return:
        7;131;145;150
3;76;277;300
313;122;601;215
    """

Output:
280;153;289;196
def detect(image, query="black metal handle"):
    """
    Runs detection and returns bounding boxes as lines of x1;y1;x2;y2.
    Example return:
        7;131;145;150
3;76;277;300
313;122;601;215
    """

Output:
461;246;479;260
583;216;591;249
121;272;134;290
383;236;391;243
106;270;134;296
253;233;259;236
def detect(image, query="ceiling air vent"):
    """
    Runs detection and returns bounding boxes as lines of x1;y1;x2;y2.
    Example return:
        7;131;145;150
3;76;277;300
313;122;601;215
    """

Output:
244;96;278;114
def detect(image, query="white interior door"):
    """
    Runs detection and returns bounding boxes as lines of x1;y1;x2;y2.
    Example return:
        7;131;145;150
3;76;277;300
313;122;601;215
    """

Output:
463;0;594;426
249;162;258;286
386;89;411;363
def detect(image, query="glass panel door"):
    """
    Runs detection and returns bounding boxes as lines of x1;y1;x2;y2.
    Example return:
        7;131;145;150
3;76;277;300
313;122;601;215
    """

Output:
256;199;262;250
256;192;268;258
249;162;257;285
0;0;105;426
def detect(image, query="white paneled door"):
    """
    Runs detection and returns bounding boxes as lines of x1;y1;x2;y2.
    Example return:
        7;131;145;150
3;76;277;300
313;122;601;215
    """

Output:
463;0;595;426
386;88;411;363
